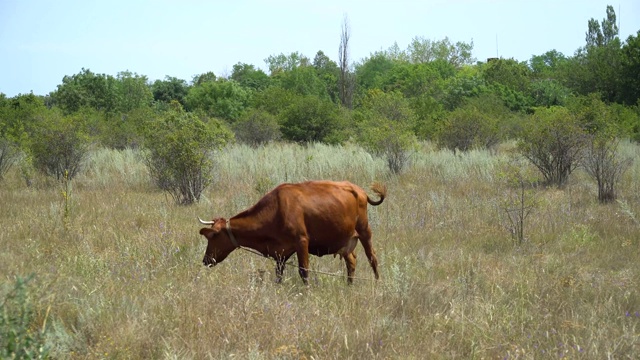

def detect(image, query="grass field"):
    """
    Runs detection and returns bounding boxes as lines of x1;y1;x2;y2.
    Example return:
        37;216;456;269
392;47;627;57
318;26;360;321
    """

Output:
1;142;639;359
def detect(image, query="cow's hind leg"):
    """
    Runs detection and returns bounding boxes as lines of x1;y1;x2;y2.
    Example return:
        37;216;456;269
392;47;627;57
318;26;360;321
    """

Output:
344;251;357;284
357;227;380;280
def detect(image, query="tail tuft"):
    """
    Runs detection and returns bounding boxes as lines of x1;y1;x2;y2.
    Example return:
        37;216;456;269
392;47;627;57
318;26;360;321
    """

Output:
367;182;387;206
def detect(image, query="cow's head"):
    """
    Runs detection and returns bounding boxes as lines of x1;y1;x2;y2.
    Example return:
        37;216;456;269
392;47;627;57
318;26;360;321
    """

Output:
198;217;237;267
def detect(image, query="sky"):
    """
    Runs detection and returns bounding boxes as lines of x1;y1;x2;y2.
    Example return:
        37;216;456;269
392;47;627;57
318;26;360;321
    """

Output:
1;0;639;97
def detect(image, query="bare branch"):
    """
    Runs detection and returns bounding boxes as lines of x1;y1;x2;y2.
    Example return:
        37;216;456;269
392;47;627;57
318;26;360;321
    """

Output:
338;14;354;109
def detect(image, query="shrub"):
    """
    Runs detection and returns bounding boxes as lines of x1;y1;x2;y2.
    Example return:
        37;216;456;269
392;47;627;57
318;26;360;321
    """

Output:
143;104;233;205
356;90;417;174
436;94;510;152
185;79;250;122
358;114;416;174
0;139;21;181
232;109;281;147
583;134;632;203
496;157;539;244
279;94;345;144
517;106;586;186
529;79;571;107
0;275;50;359
29;110;91;181
436;107;497;152
0;97;29;181
98;107;153;149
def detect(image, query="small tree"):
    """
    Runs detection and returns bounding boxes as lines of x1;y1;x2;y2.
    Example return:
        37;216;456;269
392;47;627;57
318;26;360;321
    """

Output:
0;94;36;181
185;79;250;122
143;103;233;205
517;106;586;187
30;110;90;181
436;93;512;152
0;139;20;181
279;94;345;144
233;109;281;147
583;134;632;203
359;114;417;174
436;106;500;152
497;157;539;245
356;90;417;174
0;275;50;359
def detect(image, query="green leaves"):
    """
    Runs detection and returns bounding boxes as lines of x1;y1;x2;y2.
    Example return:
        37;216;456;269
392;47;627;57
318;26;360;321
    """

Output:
142;105;233;204
0;275;50;359
52;68;119;114
586;5;619;48
232;109;281;147
279;95;344;144
356;90;417;173
619;31;640;105
231;63;271;92
185;79;250;122
483;58;532;94
151;76;190;106
517;106;586;186
116;71;153;113
407;36;475;67
29;109;91;181
51;68;154;116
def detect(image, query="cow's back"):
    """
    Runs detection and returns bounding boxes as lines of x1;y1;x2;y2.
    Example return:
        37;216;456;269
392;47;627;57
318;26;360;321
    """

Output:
273;181;365;254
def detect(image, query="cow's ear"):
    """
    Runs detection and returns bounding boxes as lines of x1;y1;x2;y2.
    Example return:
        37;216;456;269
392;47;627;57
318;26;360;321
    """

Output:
200;228;219;238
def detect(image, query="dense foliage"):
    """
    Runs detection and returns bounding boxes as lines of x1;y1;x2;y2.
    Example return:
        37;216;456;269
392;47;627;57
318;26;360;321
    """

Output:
143;102;233;204
0;276;50;359
0;5;638;187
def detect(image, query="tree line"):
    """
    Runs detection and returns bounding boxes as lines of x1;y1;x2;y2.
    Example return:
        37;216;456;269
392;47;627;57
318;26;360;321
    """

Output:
1;5;638;203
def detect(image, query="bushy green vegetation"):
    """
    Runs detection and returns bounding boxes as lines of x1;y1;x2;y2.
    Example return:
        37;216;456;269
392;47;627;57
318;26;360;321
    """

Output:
29;110;92;181
143;103;233;205
1;7;637;181
0;275;50;359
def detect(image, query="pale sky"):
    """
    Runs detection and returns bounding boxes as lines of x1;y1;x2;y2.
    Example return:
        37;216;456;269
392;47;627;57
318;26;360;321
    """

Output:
1;0;638;97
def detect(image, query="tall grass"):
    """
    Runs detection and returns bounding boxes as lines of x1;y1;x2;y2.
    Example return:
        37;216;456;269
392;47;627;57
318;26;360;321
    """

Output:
1;142;638;359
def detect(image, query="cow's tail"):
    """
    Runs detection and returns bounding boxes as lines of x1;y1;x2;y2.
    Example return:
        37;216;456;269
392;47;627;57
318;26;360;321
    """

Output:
367;182;387;206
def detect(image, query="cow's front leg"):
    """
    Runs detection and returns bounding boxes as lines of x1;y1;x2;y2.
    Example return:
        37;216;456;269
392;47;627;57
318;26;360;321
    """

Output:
296;237;310;285
275;253;293;283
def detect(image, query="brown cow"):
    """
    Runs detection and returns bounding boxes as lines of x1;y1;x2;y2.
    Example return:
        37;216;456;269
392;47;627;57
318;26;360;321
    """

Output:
198;180;387;284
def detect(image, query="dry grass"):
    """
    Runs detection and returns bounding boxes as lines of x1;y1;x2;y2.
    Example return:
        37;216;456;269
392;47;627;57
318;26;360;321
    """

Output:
1;142;639;359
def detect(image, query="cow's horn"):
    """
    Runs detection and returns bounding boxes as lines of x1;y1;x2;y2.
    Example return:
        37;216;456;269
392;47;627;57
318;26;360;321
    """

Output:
198;217;215;225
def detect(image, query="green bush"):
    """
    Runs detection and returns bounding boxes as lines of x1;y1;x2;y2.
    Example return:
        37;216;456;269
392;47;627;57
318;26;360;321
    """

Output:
362;116;417;174
143;104;233;204
98;107;153;149
436;94;509;152
0;96;30;181
517;106;586;186
185;79;250;122
436;107;498;152
0;139;22;181
279;94;345;144
583;133;632;203
29;110;91;181
232;109;281;147
0;275;50;359
356;90;417;173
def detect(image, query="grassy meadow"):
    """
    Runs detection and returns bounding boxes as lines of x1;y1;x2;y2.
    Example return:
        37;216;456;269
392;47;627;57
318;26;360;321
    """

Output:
1;142;639;359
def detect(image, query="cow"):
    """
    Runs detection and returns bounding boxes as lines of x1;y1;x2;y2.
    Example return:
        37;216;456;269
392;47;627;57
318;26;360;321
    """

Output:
198;180;387;285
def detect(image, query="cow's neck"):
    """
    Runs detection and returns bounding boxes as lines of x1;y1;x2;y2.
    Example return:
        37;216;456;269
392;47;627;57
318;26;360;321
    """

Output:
227;213;269;252
224;219;239;248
